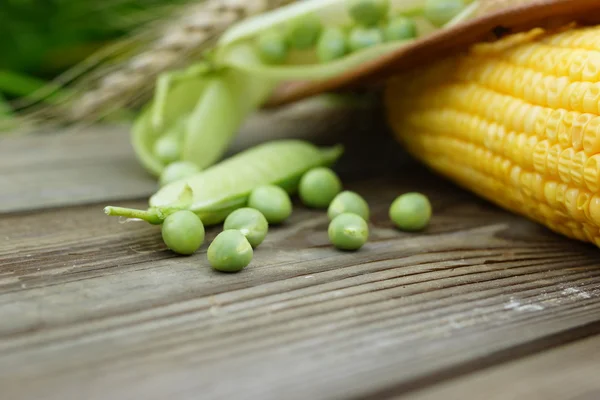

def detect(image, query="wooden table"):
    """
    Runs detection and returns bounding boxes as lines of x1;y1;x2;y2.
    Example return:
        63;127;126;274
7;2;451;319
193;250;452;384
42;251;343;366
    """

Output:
2;101;600;400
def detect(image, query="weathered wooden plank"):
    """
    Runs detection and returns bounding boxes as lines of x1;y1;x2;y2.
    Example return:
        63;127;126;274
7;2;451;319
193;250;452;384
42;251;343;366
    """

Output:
402;334;600;400
0;98;384;213
1;167;600;400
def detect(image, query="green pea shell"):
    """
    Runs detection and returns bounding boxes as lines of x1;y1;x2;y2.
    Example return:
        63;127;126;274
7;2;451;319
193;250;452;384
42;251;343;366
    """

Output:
223;207;269;247
328;212;369;251
208;230;254;272
389;192;432;231
161;210;205;255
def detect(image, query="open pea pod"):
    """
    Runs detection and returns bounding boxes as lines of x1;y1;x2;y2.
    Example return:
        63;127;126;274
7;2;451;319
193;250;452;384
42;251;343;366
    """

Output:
106;139;343;226
258;0;600;250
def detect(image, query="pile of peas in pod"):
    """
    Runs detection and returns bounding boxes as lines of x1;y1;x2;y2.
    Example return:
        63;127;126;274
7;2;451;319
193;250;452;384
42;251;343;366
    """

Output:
160;164;433;273
254;0;467;65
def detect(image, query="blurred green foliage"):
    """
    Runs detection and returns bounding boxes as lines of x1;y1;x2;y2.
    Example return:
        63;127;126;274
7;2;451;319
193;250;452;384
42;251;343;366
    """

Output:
0;0;190;97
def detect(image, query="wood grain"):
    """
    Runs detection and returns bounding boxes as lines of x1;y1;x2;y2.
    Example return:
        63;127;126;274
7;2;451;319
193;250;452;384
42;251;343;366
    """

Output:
2;164;600;400
403;334;600;400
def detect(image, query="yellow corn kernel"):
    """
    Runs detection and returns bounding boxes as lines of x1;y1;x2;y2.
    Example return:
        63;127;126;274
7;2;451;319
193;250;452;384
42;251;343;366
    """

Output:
571;151;587;186
584;155;600;192
582;117;600;154
558;148;576;183
582;84;600;113
384;24;600;248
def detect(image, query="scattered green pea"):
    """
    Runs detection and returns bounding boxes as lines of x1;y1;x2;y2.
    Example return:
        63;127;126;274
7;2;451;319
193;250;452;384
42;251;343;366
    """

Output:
424;0;465;27
207;230;253;272
223;207;269;248
256;30;289;64
348;26;384;52
247;184;293;224
285;14;322;50
299;167;342;209
384;16;417;41
348;0;389;27
389;192;432;231
159;161;201;187
161;210;205;255
153;134;182;165
327;190;370;221
316;27;348;62
328;212;369;251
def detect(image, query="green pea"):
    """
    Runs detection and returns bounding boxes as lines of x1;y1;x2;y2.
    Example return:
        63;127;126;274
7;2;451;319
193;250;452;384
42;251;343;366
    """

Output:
207;230;253;273
348;26;384;52
256;30;289;64
327;190;370;221
384;16;417;41
285;13;322;50
223;207;269;248
424;0;465;27
389;192;432;231
159;161;201;187
247;184;293;224
348;0;389;27
316;27;348;62
299;167;342;209
153;134;182;165
161;210;205;255
328;213;369;251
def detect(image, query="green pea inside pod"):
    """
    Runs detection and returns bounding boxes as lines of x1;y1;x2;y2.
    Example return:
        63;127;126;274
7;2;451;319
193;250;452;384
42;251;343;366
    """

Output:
153;126;183;165
424;0;466;27
159;161;201;187
383;16;417;42
316;27;349;63
256;29;289;64
348;0;389;27
348;25;384;52
284;13;323;50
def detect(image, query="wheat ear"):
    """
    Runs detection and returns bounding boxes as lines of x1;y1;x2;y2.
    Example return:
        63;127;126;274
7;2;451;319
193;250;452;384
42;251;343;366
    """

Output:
10;0;295;131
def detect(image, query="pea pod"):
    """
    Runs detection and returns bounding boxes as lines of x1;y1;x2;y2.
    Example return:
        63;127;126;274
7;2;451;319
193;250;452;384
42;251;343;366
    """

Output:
131;69;208;177
182;55;278;169
105;139;344;225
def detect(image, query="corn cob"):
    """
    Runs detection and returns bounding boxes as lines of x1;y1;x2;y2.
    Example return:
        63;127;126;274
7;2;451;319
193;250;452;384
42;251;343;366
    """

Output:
384;24;600;247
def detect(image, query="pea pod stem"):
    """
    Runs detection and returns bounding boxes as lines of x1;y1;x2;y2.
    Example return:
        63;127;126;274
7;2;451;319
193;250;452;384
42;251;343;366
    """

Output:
104;206;164;225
